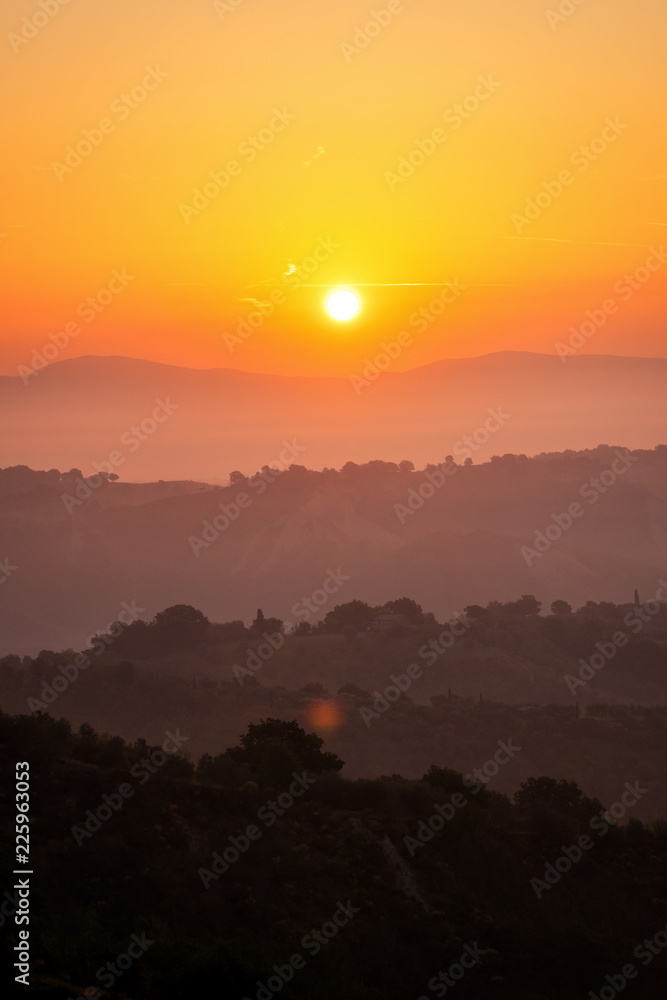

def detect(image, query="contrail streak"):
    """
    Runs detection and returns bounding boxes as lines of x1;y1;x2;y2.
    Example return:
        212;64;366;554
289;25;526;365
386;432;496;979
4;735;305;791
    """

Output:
502;236;655;248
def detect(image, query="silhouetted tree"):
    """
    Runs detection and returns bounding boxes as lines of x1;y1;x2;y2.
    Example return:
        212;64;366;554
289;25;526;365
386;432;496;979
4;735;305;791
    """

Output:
365;460;399;474
551;600;573;616
513;595;542;616
382;597;424;623
300;682;329;698
464;604;488;620
252;609;283;635
151;604;209;649
254;738;303;786
514;777;601;822
227;718;343;776
320;600;377;633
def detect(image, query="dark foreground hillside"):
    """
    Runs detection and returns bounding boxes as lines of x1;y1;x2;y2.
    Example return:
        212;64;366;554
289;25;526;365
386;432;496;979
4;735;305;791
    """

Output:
3;713;667;999
3;595;667;817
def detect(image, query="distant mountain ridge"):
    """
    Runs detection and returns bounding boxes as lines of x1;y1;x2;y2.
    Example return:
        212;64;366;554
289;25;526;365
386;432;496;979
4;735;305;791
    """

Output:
2;351;666;482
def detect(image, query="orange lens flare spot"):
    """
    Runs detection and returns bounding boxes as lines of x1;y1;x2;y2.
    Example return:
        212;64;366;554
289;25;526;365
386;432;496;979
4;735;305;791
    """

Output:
306;700;344;731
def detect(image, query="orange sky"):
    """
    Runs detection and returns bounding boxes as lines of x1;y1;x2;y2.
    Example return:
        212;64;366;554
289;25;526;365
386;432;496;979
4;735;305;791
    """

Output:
1;0;666;377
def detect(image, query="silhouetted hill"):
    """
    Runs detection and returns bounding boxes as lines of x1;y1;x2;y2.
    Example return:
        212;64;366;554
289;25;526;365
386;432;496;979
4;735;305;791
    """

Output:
1;446;666;653
3;593;667;812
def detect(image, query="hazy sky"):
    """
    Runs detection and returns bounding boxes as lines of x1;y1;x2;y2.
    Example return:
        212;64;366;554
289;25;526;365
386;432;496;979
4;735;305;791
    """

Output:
2;0;666;376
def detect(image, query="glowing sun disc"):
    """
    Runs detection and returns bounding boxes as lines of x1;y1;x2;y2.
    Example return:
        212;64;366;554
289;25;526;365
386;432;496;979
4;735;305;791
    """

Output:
326;289;360;321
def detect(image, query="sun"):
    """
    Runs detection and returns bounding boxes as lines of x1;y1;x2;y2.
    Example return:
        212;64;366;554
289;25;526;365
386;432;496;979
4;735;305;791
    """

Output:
326;289;360;321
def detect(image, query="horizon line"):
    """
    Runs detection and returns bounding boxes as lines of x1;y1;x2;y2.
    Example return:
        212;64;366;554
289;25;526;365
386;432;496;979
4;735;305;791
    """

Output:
2;348;667;381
